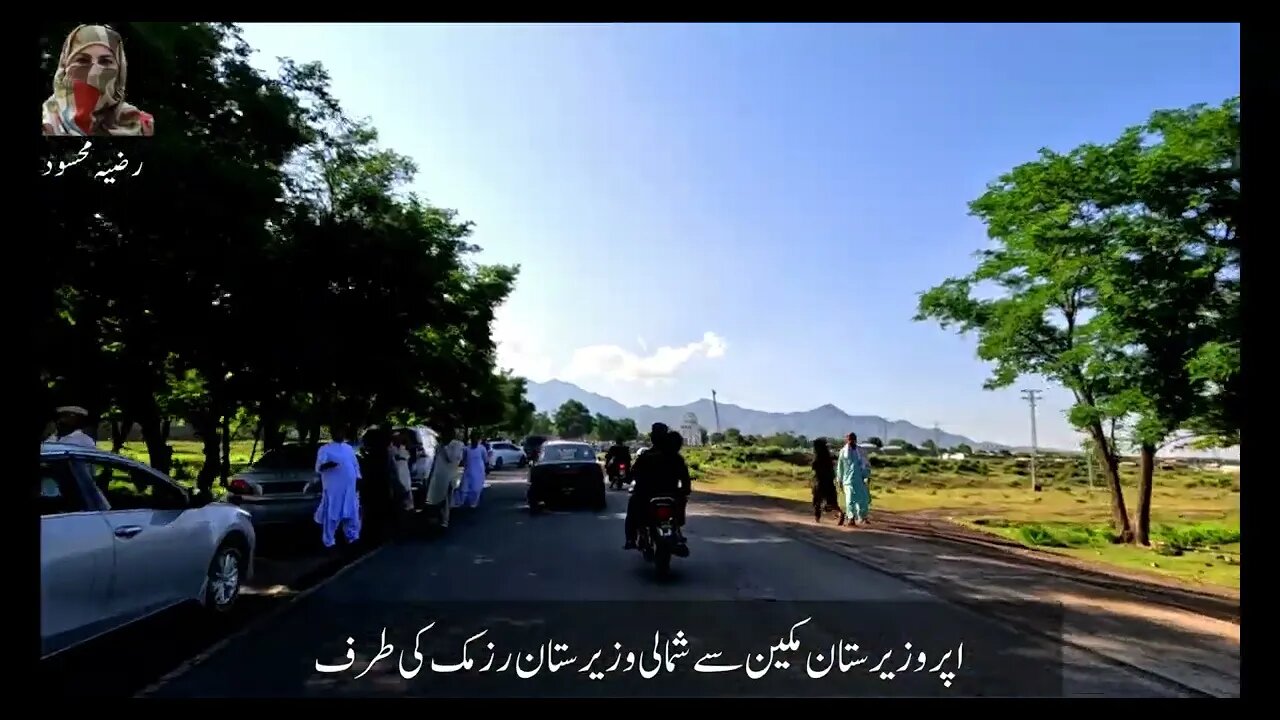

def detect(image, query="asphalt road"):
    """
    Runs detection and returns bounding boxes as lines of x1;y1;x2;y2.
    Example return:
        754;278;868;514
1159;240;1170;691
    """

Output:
131;472;1189;698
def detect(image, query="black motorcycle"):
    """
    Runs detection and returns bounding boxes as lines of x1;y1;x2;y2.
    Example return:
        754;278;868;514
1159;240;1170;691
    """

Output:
636;495;689;575
607;461;630;491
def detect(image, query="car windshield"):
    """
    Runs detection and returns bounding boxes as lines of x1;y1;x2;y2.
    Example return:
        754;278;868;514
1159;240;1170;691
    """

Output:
539;444;596;462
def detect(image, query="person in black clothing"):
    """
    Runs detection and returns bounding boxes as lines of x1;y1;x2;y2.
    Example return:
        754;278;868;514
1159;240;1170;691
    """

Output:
666;429;692;529
357;427;399;541
604;437;632;483
811;438;843;524
623;422;678;549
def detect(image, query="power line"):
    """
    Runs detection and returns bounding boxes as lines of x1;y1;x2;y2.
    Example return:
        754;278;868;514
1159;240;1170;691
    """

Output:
1020;389;1042;492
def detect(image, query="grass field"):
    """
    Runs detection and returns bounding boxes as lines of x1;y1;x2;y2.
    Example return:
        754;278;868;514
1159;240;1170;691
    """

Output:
102;439;261;501
684;446;1241;590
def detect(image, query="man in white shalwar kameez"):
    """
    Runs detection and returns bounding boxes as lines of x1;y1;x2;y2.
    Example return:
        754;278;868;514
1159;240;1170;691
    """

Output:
44;406;97;448
314;426;362;548
426;428;466;528
456;436;489;509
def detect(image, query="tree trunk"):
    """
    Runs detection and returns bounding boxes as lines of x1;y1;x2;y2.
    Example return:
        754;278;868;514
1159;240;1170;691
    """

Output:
125;394;171;475
110;416;132;453
259;403;285;452
1088;420;1134;542
1136;443;1156;546
220;412;232;486
191;412;222;495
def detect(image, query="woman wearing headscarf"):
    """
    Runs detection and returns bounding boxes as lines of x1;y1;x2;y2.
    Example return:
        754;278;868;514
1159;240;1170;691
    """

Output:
42;24;155;136
811;439;844;525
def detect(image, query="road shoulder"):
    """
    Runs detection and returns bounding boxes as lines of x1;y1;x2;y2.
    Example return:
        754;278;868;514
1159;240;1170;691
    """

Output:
693;491;1240;698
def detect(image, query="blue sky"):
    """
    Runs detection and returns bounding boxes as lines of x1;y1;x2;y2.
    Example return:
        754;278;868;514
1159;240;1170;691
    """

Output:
239;23;1239;451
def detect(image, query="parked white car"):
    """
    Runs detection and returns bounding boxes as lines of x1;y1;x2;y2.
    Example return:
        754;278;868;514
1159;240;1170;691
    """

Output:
40;443;256;659
486;440;528;469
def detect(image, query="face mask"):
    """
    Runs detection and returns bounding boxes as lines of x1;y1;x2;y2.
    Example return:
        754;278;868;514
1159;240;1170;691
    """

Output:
59;53;122;132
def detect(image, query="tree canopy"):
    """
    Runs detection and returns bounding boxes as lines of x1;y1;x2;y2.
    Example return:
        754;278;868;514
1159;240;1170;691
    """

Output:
38;22;535;490
915;96;1239;544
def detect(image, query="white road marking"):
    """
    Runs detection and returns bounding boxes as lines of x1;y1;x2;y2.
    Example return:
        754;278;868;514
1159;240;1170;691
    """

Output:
703;536;793;545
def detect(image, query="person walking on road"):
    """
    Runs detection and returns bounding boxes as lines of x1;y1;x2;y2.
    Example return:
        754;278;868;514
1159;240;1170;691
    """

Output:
837;433;872;526
44;406;97;448
811;438;844;525
391;434;414;511
314;425;362;549
426;427;466;529
455;435;488;508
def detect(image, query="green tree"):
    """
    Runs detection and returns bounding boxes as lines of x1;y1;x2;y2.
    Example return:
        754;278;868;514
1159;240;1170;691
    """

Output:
866;436;884;449
553;400;594;439
1090;98;1239;544
615;417;640;443
37;23;524;491
723;427;743;445
955;443;973;455
529;412;555;436
593;414;618;442
915;139;1138;541
709;431;726;445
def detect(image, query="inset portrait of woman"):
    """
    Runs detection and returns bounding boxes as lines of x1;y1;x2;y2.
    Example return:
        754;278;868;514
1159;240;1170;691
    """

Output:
42;24;154;137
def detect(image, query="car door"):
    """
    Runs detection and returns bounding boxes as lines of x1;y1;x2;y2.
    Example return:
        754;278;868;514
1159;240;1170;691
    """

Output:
77;457;209;624
40;456;116;658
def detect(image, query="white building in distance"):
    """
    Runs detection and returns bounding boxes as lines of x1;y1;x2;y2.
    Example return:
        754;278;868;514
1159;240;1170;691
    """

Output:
679;412;704;447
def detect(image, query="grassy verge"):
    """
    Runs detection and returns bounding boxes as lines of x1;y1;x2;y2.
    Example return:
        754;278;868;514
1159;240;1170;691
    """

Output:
686;446;1241;590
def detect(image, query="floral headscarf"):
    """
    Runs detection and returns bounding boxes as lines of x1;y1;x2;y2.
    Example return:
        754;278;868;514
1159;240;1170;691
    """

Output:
42;24;154;136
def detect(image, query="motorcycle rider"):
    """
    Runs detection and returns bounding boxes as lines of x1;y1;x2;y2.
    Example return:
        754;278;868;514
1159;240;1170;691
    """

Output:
604;437;632;484
666;428;692;531
624;423;687;550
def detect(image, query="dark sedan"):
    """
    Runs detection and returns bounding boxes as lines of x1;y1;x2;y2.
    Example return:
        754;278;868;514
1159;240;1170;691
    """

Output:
527;441;606;511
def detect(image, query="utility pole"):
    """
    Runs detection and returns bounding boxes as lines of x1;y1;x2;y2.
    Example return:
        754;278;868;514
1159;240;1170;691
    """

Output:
883;418;889;445
1021;389;1042;492
711;389;721;434
933;422;941;456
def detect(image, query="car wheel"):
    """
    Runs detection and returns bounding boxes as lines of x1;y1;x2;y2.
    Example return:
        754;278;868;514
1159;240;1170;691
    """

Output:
495;457;505;470
205;540;245;615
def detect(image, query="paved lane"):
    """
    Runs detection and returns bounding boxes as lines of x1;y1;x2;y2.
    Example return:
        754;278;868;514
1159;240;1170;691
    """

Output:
146;474;1186;698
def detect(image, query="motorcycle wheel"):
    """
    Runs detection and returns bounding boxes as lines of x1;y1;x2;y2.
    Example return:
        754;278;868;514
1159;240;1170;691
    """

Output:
654;546;672;575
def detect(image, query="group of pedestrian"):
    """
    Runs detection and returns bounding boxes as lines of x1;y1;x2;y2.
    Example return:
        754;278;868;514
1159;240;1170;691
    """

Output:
311;423;494;549
811;433;873;527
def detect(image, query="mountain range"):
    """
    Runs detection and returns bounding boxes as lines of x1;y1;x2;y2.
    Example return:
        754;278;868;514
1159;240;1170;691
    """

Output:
525;380;1009;451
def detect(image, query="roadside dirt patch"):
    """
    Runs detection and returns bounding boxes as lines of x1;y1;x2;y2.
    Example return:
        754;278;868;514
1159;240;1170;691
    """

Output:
694;490;1239;610
691;491;1240;697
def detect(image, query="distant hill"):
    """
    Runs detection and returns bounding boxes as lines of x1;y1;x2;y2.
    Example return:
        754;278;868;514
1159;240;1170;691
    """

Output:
526;379;1009;451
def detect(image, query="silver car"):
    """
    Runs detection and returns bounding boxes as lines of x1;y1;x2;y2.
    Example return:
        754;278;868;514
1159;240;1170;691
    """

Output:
226;443;327;527
40;443;256;659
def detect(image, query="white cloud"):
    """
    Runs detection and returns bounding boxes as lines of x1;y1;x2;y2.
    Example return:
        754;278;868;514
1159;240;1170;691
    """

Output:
563;331;728;385
491;306;555;382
